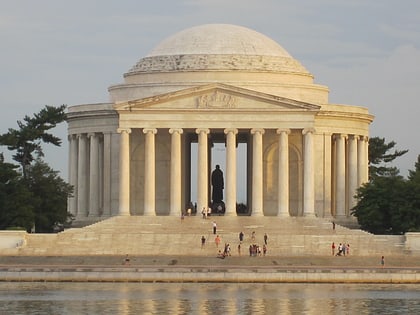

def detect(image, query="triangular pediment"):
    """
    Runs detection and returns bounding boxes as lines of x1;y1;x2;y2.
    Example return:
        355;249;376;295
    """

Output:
114;83;320;112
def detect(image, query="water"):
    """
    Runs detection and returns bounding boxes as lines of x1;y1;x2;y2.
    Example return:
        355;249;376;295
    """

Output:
0;282;419;315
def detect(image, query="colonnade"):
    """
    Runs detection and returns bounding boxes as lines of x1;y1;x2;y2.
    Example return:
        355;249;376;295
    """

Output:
67;128;369;220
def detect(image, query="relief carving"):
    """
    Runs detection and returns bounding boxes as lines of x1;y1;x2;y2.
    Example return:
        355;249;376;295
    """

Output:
197;91;237;108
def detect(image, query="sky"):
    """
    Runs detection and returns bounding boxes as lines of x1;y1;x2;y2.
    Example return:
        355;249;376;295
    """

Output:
1;0;419;180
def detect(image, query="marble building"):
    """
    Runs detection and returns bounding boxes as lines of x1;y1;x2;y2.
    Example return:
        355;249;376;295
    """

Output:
66;24;373;224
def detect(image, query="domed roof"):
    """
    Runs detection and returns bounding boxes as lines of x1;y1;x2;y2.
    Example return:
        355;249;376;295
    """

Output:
126;24;308;75
147;24;292;57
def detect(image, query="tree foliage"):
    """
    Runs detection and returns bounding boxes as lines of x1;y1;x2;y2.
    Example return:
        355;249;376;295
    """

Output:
353;154;420;234
0;105;66;179
368;137;408;179
26;159;73;233
0;105;71;232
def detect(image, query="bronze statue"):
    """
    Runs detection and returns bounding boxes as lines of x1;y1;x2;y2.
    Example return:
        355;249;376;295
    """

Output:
211;165;224;203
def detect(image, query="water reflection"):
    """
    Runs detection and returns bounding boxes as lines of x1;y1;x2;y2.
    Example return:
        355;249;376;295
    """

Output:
0;282;419;315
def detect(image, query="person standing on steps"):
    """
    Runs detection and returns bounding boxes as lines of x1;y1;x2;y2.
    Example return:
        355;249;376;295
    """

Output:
213;221;217;234
264;233;268;245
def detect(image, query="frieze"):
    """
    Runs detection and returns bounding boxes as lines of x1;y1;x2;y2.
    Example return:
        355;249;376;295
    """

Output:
127;54;308;74
196;91;237;109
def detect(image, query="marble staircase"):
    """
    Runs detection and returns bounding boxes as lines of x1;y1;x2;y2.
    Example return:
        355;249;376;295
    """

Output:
17;216;406;257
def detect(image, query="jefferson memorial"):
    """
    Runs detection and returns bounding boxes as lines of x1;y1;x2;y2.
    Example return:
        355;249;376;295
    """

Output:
67;24;373;224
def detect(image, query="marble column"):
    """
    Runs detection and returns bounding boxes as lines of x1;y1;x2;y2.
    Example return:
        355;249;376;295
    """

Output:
68;134;78;217
303;128;315;217
277;129;290;217
102;132;112;217
358;136;369;186
348;135;358;211
335;134;347;217
224;128;238;216
88;133;100;217
76;133;88;218
251;128;265;216
143;128;157;216
117;128;131;216
169;128;183;216
196;128;210;214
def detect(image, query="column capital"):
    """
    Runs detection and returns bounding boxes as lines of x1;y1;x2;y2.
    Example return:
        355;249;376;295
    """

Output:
348;134;358;140
87;132;97;138
302;128;315;135
276;128;291;135
359;135;369;142
143;128;157;135
68;134;77;141
333;133;348;141
250;128;265;135
169;128;183;135
77;133;87;139
195;128;210;135
117;128;132;134
224;128;238;135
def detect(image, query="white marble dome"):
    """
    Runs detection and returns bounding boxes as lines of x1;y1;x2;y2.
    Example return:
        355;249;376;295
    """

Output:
110;24;327;104
126;24;308;75
147;24;292;57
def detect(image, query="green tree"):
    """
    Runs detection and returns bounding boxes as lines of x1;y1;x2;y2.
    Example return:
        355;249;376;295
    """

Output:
352;173;408;234
0;154;34;230
0;105;66;179
368;137;408;179
26;158;73;233
405;155;420;231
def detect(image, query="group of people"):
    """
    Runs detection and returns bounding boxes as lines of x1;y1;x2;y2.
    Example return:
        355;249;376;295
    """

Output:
332;242;350;256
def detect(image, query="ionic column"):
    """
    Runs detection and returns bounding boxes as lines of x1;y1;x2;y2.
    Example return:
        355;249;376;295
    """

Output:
303;128;315;217
169;128;183;216
102;132;112;217
143;128;157;216
224;128;238;216
277;129;290;217
88;133;100;217
68;134;78;217
335;134;347;217
196;128;210;214
117;128;131;216
76;134;88;218
358;136;369;186
348;135;358;211
251;128;265;216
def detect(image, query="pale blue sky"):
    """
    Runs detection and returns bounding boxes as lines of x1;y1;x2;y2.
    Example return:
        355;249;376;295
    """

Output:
1;1;419;179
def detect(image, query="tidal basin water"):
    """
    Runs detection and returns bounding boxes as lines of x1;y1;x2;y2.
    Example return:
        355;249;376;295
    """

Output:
0;282;419;314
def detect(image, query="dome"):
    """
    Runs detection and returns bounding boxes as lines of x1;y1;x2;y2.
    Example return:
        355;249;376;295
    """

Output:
147;24;292;57
126;24;308;75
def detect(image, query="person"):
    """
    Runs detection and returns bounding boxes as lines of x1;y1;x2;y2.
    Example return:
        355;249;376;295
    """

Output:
238;243;241;256
263;244;267;256
346;244;350;255
201;235;206;248
381;256;385;268
332;221;336;231
213;221;217;234
264;233;268;245
123;254;130;265
251;231;255;241
331;242;336;256
211;165;224;203
215;235;221;248
336;243;343;256
187;208;192;216
239;231;244;243
217;250;225;259
201;207;206;219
